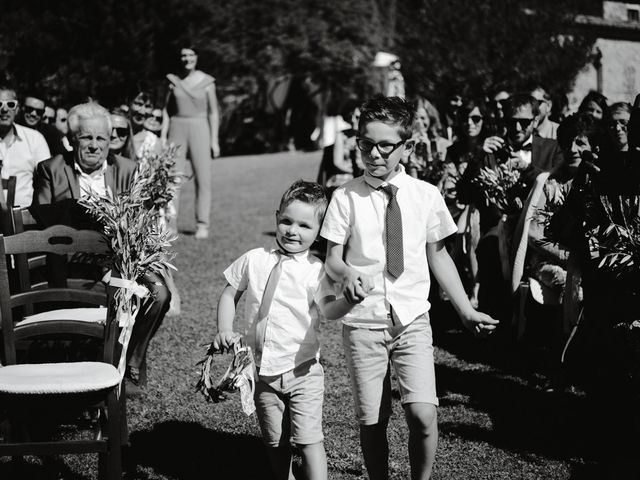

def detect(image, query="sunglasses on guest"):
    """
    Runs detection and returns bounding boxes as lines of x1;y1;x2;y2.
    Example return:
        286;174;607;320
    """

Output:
112;127;129;138
0;100;18;110
506;118;533;129
467;115;483;124
24;105;45;116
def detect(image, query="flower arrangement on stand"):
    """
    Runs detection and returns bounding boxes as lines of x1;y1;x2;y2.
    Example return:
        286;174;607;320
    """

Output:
78;146;180;378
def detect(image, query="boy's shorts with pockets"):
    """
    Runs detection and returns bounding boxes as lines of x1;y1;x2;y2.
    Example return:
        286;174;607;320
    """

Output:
254;358;324;447
342;314;437;425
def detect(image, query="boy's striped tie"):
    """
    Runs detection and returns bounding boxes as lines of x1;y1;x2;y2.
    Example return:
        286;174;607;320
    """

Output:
379;184;404;278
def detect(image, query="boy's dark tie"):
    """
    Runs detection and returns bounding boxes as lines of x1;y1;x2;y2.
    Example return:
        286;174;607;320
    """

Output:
255;252;286;361
379;184;404;278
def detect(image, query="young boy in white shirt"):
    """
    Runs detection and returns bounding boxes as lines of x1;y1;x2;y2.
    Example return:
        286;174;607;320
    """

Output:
212;180;355;480
320;96;499;480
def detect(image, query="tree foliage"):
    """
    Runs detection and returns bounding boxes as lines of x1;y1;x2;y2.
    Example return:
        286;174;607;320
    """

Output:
0;0;597;109
396;0;597;100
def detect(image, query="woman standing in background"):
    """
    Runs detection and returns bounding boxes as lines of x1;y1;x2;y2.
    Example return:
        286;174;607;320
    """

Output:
162;46;220;240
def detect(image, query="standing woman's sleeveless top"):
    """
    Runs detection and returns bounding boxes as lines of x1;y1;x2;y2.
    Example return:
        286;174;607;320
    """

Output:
166;72;215;119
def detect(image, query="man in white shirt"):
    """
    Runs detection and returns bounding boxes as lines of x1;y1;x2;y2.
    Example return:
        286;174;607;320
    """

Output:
0;86;50;208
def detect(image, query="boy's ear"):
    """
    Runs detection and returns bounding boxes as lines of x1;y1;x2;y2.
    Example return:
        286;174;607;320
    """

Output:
404;139;415;154
275;210;280;219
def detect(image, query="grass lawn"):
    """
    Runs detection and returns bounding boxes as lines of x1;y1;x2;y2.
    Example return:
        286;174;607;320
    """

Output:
1;151;603;479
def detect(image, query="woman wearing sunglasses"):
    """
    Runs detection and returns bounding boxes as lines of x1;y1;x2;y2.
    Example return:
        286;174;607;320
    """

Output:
109;109;136;160
443;99;492;308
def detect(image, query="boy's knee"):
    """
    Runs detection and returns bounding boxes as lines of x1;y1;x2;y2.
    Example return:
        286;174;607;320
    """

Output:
297;440;324;452
404;402;437;434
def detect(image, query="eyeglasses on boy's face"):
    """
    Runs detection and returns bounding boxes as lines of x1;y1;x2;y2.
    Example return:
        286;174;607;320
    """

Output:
0;100;18;110
506;118;533;130
356;138;406;156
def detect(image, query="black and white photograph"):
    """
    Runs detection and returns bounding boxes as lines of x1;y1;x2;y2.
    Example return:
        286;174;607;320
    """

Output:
1;0;640;478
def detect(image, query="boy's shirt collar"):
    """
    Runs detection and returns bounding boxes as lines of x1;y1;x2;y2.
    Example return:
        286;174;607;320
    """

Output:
363;164;407;190
270;242;310;262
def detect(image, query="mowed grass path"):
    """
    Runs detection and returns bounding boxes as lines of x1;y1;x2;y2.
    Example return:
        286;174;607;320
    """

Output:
5;152;599;479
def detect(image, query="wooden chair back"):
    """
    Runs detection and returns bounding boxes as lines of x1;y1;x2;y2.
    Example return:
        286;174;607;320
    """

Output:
0;225;114;366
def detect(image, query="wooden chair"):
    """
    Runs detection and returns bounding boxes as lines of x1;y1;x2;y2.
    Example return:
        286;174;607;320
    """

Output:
9;206;104;299
0;176;16;235
0;225;123;479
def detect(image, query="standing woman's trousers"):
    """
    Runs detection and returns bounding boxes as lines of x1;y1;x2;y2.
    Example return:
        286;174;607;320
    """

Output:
168;116;212;229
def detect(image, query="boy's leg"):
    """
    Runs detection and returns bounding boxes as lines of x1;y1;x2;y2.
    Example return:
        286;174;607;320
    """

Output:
360;419;389;480
287;360;326;480
390;315;439;480
265;446;294;480
403;403;438;480
342;325;393;480
298;442;327;480
254;375;293;480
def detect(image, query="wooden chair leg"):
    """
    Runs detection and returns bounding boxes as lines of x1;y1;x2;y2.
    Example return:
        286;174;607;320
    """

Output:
119;390;129;446
106;390;122;480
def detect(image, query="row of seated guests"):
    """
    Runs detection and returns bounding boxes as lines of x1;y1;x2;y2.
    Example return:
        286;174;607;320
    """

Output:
0;86;170;395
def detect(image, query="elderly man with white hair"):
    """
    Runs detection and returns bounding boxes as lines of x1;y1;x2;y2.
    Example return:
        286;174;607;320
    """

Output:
32;101;171;395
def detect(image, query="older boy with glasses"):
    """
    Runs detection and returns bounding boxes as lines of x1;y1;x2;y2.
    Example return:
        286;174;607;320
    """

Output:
322;95;498;480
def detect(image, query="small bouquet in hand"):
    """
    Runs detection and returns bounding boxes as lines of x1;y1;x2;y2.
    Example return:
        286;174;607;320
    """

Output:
472;163;526;216
196;340;256;415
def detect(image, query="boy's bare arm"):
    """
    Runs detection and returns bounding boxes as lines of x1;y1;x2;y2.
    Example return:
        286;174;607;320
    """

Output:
325;240;372;304
318;294;360;320
212;283;243;351
426;240;499;336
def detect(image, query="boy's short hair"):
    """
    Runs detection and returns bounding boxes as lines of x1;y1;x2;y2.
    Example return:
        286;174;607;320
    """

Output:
278;180;329;223
358;95;415;140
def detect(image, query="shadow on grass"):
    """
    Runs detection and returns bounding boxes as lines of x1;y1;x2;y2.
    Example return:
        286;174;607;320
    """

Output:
437;363;595;459
126;421;274;480
0;457;92;480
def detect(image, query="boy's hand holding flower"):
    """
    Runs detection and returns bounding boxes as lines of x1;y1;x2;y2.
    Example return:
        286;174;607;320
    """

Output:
212;331;242;353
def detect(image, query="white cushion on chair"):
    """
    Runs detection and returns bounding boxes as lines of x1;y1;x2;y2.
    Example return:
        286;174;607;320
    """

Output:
17;308;107;327
0;362;120;394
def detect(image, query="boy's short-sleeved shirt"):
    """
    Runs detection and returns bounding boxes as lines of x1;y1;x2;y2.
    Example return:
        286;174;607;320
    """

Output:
224;247;334;376
320;166;457;328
